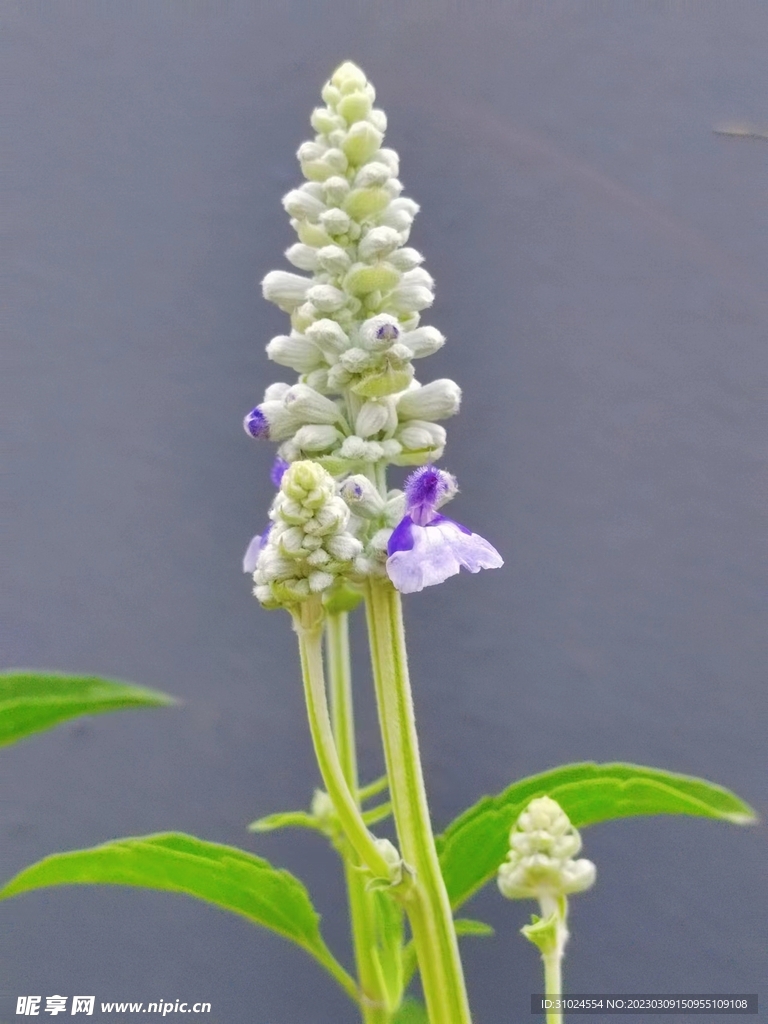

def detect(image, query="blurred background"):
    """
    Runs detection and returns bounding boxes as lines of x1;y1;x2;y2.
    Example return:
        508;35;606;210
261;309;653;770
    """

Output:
3;2;766;1022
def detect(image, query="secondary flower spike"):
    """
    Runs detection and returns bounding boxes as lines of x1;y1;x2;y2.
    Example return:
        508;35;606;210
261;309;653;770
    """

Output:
386;466;503;593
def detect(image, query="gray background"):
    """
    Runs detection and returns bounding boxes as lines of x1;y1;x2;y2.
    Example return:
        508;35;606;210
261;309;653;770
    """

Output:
3;2;766;1022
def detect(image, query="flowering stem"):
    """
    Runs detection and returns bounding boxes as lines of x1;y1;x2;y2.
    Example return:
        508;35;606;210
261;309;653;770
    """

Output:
326;611;391;1024
364;579;472;1024
544;950;563;1024
293;598;392;883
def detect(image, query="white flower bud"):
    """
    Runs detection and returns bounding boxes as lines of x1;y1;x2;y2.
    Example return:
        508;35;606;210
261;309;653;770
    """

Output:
396;379;461;421
283;383;341;424
355;400;391;437
354;162;392;188
340;475;386;517
337;435;368;460
306;284;347;312
325;533;364;560
320;208;351;235
284;243;319;272
339;347;374;373
400;325;445;358
343;261;401;297
264;382;291;402
387;277;434;313
293;424;343;452
308;571;335;593
262;270;312;312
266;334;324;373
342;121;384;165
258;399;302;442
295;220;333;248
368;108;387;133
396;420;446;451
282;189;326;221
305;318;350;355
310;107;341;135
388;247;424;271
379;439;403;459
344;187;391;222
383;178;404;199
358;226;402;262
380;197;419;230
337;90;373;124
316;245;351;275
321;175;351;205
331;60;367;90
358;314;401;352
374;148;400;175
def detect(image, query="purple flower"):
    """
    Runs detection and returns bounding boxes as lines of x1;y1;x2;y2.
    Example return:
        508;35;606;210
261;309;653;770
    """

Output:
243;458;289;574
386;466;503;594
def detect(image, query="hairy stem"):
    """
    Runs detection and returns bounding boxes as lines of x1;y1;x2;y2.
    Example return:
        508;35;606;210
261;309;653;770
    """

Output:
293;598;392;882
364;579;472;1024
326;611;391;1024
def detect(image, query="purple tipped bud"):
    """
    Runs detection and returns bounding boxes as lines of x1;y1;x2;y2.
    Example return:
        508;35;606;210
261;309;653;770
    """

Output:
244;407;269;439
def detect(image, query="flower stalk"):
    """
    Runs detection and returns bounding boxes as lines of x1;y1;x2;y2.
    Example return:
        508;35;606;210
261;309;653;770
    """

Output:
364;578;473;1024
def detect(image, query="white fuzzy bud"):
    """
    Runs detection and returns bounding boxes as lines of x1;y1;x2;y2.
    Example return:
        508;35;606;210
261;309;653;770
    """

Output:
354;161;392;188
388;247;424;271
368;109;387;133
396;420;446;451
340;475;386;517
355;400;391;437
264;382;291;402
342;122;384;165
282;189;326;221
293;424;343;451
284;243;319;272
283;384;341;424
358;226;402;262
297;140;327;163
262;270;312;312
310;107;341;134
320;208;351;236
387;272;434;313
374;148;400;175
325;533;364;560
400;325;445;358
266;334;324;373
316;245;351;275
305;318;350;355
380;197;419;231
322;175;351;205
306;284;347;312
396;379;462;421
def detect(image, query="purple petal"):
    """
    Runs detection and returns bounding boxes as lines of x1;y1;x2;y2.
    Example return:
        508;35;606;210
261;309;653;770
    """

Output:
242;525;271;573
386;516;503;594
244;406;269;439
387;514;416;555
271;457;290;487
403;465;457;526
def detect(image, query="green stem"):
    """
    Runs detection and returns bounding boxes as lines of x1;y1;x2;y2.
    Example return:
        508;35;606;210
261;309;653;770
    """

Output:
543;950;563;1024
326;611;391;1024
293;598;392;882
364;579;472;1024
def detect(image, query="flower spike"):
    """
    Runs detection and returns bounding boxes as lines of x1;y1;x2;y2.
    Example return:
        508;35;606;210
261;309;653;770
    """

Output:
386;466;503;593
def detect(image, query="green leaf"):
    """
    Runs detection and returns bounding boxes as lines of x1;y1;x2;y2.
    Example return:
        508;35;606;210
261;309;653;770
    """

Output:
0;671;176;748
454;918;495;937
392;997;429;1024
0;833;356;1000
437;762;757;911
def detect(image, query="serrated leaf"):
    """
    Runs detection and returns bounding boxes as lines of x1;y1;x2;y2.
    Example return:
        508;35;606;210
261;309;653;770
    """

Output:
0;833;355;998
454;917;495;937
0;671;175;748
437;762;757;911
392;997;428;1024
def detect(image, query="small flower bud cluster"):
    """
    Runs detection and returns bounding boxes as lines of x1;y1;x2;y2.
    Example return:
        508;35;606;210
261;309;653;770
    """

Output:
253;461;363;608
497;797;596;902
